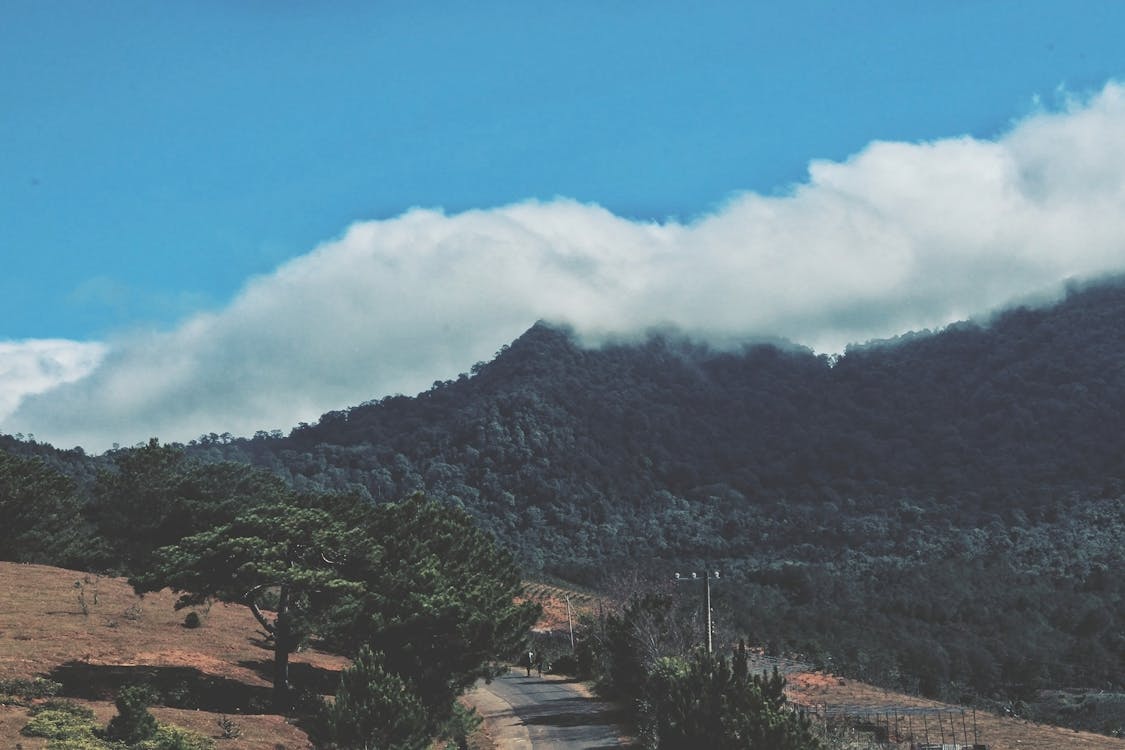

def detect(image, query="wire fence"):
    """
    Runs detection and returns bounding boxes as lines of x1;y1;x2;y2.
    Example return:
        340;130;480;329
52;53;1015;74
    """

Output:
792;701;986;750
743;652;811;676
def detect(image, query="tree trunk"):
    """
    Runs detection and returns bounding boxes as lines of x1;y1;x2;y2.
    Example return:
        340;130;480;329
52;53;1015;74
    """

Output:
273;584;291;710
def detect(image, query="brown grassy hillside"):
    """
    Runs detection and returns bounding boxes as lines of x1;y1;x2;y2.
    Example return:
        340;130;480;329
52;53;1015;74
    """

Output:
788;671;1125;750
0;562;348;749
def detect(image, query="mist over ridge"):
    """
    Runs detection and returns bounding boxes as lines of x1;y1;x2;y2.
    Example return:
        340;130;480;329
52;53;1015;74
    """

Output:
4;82;1125;452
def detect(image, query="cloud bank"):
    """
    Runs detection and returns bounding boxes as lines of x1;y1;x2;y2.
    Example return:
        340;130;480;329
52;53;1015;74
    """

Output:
6;82;1125;452
0;340;105;433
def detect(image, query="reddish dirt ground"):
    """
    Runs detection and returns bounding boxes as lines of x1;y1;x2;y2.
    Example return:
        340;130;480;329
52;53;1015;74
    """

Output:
0;562;348;749
788;670;1125;750
520;581;600;632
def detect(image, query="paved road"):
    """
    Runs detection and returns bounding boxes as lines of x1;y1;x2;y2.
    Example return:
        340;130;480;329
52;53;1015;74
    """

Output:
466;669;636;749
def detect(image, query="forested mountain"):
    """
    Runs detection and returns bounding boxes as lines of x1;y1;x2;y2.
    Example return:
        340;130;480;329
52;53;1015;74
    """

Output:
191;276;1124;570
3;276;1124;728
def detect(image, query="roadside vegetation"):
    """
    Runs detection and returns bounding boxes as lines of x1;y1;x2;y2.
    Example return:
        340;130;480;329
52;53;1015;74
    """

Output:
573;593;822;748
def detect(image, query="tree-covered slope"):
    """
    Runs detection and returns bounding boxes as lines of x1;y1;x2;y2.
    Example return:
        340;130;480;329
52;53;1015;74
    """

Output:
190;277;1125;572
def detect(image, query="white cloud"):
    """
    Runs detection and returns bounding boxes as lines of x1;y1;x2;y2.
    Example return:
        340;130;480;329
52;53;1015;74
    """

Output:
0;340;106;430
6;82;1125;452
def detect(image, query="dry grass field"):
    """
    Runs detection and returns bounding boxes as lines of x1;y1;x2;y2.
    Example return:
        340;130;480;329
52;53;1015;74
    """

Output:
0;562;348;749
785;667;1125;750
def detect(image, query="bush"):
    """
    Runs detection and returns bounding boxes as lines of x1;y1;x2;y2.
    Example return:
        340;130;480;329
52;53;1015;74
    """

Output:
104;685;158;744
182;611;202;629
644;647;822;750
0;677;63;699
551;653;579;675
320;646;431;750
20;701;106;748
215;715;242;739
134;724;215;749
22;709;214;749
36;735;114;750
29;699;97;720
439;702;482;749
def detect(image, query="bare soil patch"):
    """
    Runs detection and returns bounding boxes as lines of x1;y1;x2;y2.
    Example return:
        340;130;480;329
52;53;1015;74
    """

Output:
520;581;600;632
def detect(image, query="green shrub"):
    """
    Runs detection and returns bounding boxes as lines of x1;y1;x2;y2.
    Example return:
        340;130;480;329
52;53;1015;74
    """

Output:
182;611;202;629
134;724;215;750
644;647;822;750
439;702;482;749
0;676;63;699
320;646;431;750
30;699;97;720
21;706;100;742
215;715;242;739
104;685;158;744
23;696;212;749
551;653;579;675
43;736;118;750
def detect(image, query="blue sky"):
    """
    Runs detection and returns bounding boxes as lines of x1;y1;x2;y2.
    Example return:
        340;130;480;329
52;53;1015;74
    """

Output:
4;2;1125;449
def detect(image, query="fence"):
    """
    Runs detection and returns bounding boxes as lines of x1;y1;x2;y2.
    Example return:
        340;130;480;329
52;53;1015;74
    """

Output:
792;702;986;749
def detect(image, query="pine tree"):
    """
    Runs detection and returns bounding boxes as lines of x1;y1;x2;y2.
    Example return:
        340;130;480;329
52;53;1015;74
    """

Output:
646;644;821;749
104;685;159;744
322;646;430;750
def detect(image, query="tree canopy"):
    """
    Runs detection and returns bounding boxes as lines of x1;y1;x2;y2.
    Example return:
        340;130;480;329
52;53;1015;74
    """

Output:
0;451;84;565
131;498;365;707
132;488;538;729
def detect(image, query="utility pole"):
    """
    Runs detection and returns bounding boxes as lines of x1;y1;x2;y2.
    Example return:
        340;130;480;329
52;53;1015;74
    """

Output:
564;593;575;651
674;570;720;653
